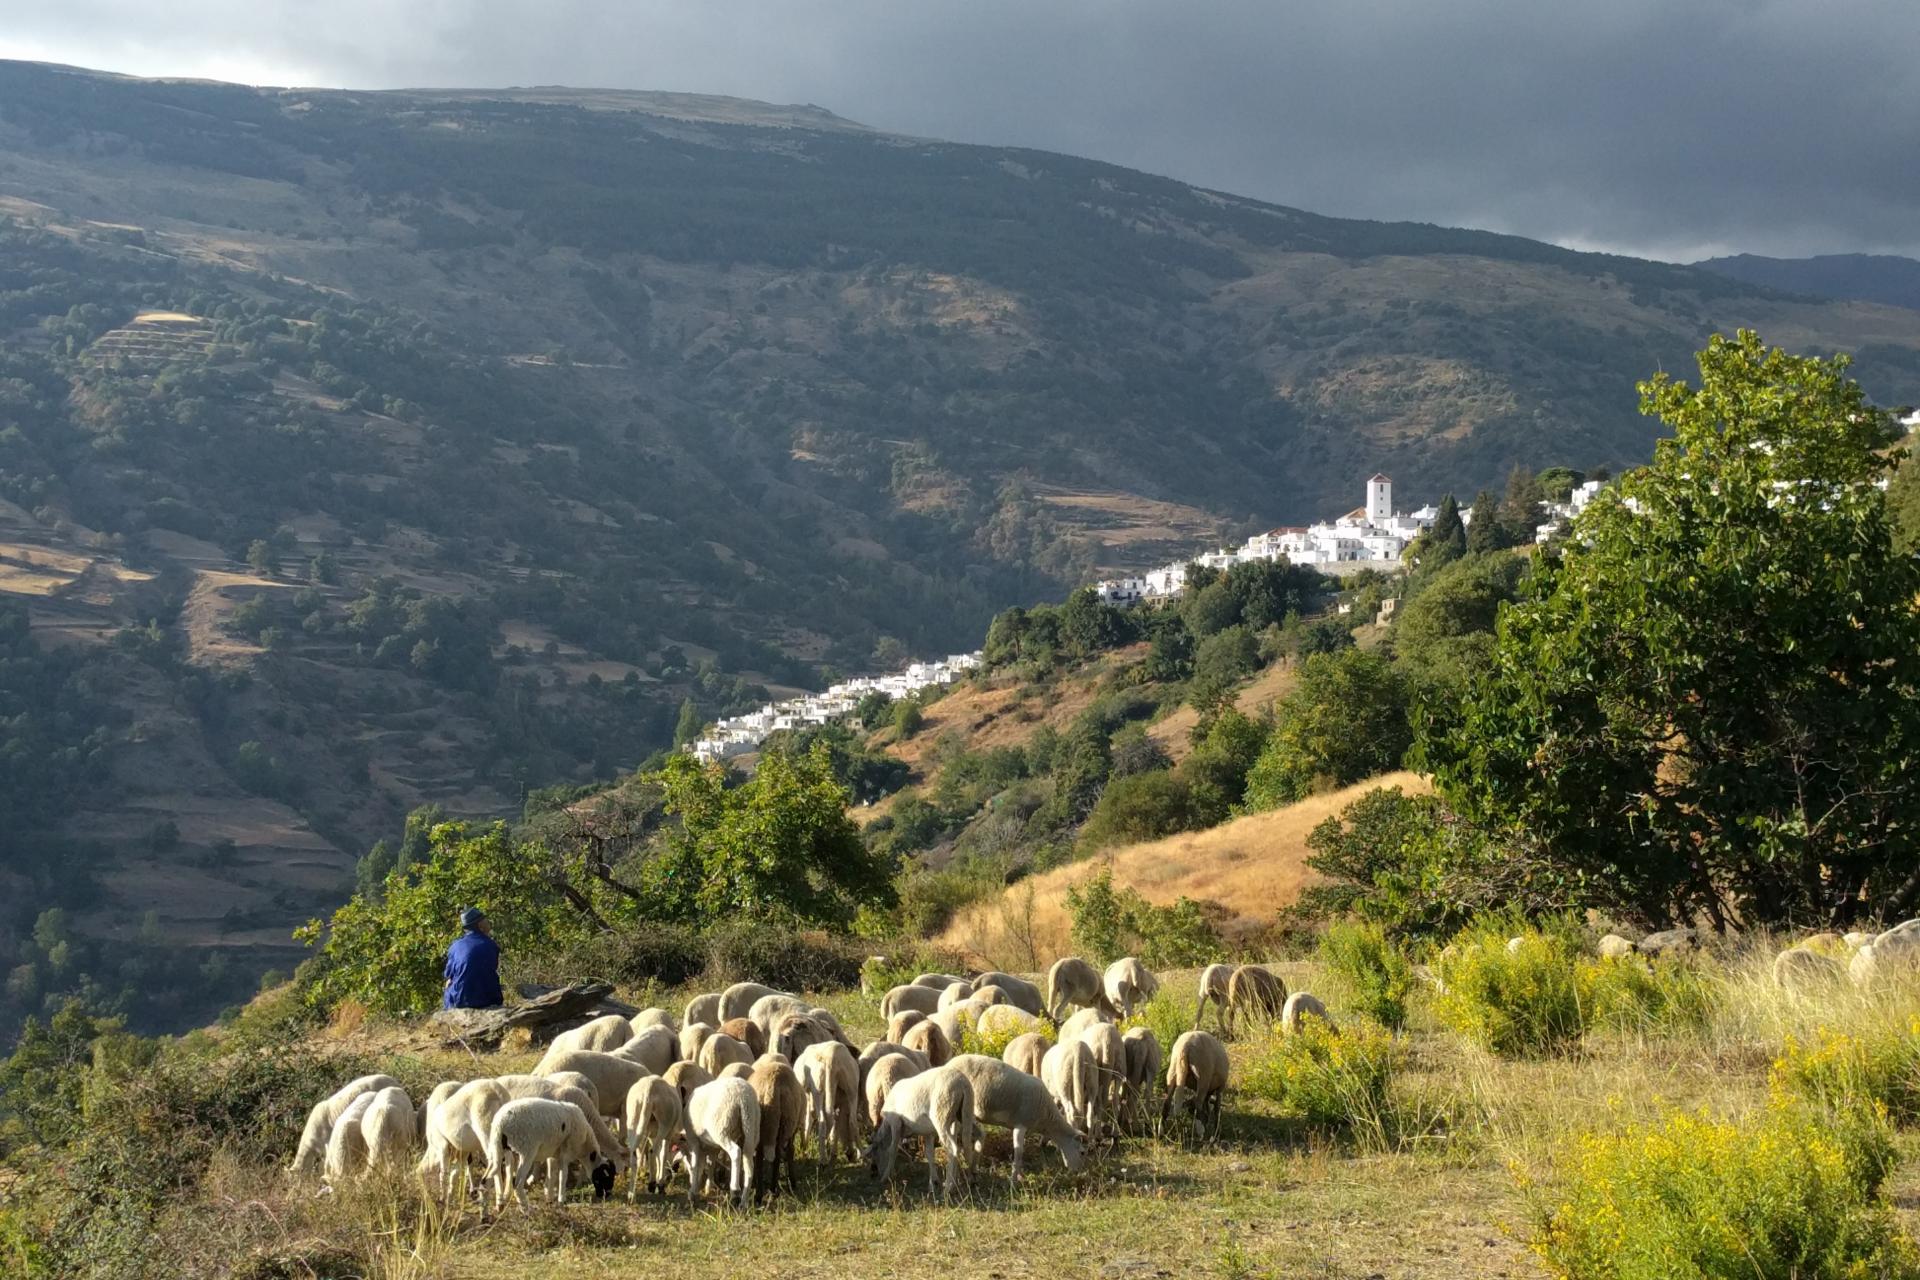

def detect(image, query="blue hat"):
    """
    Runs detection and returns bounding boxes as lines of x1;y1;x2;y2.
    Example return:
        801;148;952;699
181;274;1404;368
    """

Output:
460;906;486;930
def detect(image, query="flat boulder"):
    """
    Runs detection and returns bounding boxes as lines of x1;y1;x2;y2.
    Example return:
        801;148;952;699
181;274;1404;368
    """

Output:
431;980;626;1050
1773;946;1844;990
1638;928;1696;958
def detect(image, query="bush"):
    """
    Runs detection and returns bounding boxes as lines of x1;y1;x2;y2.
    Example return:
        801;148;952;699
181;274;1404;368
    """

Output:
1521;1101;1918;1280
508;922;708;989
955;1009;1026;1060
1577;952;1718;1037
1077;769;1194;851
858;942;970;998
1122;986;1194;1065
1064;865;1223;967
701;924;865;993
1433;917;1585;1056
1771;1021;1920;1125
1319;920;1416;1030
1241;648;1410;811
1239;1018;1399;1150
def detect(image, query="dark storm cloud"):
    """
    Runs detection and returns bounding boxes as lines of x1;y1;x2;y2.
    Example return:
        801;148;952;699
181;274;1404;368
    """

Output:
4;0;1917;259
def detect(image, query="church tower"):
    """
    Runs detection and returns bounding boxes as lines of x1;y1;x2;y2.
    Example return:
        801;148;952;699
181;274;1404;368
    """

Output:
1366;473;1392;524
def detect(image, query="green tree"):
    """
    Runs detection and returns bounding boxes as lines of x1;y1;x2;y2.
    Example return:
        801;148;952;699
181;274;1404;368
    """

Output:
1078;769;1194;850
1499;463;1543;545
1178;708;1270;824
1888;453;1920;555
672;697;704;749
1417;494;1466;569
245;539;280;578
1465;490;1503;554
1419;333;1920;928
1242;649;1410;811
1058;587;1132;657
1188;623;1259;722
889;698;924;737
1391;551;1528;700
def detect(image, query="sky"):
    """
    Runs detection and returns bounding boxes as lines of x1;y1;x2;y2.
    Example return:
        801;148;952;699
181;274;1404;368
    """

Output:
3;0;1917;262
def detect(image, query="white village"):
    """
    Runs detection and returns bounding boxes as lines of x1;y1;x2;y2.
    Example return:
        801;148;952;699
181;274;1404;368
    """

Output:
689;472;1606;764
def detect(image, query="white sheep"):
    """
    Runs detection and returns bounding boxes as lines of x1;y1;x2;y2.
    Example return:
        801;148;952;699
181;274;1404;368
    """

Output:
1121;1027;1162;1127
856;1040;931;1097
1596;934;1638;959
1046;956;1114;1022
662;1059;714;1105
936;980;977;1011
630;1007;678;1035
609;1024;677;1074
698;1032;755;1076
1161;1031;1229;1139
1775;946;1845;990
773;1012;833;1061
535;1048;652;1132
887;1008;929;1042
360;1086;417;1173
863;1065;976;1200
1224;965;1286;1037
1041;1038;1099;1136
680;1021;718;1064
912;972;968;990
1280;992;1335;1035
975;1004;1042;1040
1001;1031;1053;1078
864;1051;926;1129
623;1076;683;1199
972;970;1046;1016
883;983;943;1019
485;1097;607;1210
721;981;786;1023
901;1017;952;1067
1057;1006;1113;1043
750;993;812;1046
1077;1019;1128;1134
973;984;1013;1006
796;1040;860;1161
806;1006;856;1049
683;992;723;1029
323;1090;378;1182
719;1062;754;1081
1103;957;1160;1020
419;1079;507;1199
1193;963;1234;1032
683;1076;762;1206
930;1000;986;1046
289;1073;402;1176
548;1012;635;1055
943;1053;1086;1182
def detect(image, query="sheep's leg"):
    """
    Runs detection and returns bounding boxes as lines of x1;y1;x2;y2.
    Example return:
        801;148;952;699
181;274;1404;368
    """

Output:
557;1159;570;1206
1010;1126;1026;1184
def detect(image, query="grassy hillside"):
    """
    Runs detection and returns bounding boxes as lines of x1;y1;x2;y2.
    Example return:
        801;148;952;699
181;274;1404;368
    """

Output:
6;57;1920;1038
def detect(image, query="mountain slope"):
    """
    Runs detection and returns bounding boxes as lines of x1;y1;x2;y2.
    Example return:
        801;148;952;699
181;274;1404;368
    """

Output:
5;58;1920;1035
1695;253;1920;315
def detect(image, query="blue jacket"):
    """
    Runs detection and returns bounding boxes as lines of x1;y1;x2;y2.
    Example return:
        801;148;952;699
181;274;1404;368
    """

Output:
443;930;503;1009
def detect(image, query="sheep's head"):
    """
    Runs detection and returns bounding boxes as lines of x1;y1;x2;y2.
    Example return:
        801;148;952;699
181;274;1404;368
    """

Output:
862;1117;901;1182
590;1160;617;1200
1056;1125;1087;1172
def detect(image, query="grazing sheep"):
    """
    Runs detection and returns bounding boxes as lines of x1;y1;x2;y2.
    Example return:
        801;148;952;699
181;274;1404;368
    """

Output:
797;1040;861;1161
1224;965;1286;1037
1280;992;1335;1035
419;1080;508;1199
486;1097;606;1210
683;1077;761;1206
1775;946;1845;991
857;1040;931;1095
1103;957;1160;1020
720;982;785;1023
543;1070;601;1115
931;1000;987;1046
913;972;968;990
699;1033;755;1076
720;1062;754;1080
1077;1020;1129;1133
972;971;1046;1016
1596;934;1637;959
418;1080;464;1144
936;980;977;1010
808;1006;857;1049
883;983;944;1019
943;1054;1087;1181
748;1058;806;1200
1855;929;1920;984
864;1051;926;1129
902;1018;952;1067
684;992;723;1029
750;994;812;1047
1001;1031;1053;1079
609;1024;678;1074
1058;1006;1113;1043
548;1013;635;1055
864;1066;977;1200
1194;964;1234;1032
1161;1031;1230;1139
720;1016;770;1058
662;1061;714;1108
290;1073;404;1176
1046;956;1114;1022
972;984;1013;1006
535;1049;652;1130
324;1091;379;1182
624;1076;683;1198
680;1021;718;1064
976;1004;1042;1040
360;1087;417;1173
1041;1038;1100;1136
887;1009;929;1042
774;1012;834;1062
631;1007;677;1034
1121;1028;1162;1126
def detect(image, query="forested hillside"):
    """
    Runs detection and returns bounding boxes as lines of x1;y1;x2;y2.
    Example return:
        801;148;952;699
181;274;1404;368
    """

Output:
5;58;1920;1040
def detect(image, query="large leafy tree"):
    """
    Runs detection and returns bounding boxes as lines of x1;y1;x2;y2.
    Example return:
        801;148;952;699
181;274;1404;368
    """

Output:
1241;648;1410;811
1418;332;1920;928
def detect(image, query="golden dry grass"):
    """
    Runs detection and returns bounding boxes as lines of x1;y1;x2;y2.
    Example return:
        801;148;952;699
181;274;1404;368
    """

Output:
937;771;1431;966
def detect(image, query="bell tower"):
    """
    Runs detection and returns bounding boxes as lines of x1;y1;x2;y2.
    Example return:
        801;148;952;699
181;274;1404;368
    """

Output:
1366;473;1392;523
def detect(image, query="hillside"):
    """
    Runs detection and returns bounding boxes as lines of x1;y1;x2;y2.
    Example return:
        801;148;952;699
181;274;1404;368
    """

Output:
7;58;1920;1035
1697;252;1920;316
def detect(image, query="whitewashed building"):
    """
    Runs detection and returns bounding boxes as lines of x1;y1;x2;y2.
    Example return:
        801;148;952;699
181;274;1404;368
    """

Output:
689;652;982;764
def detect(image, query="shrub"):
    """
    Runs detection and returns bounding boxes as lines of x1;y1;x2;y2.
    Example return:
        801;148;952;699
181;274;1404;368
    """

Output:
1064;865;1223;966
508;922;708;989
858;942;970;998
701;924;864;993
1433;917;1585;1056
1122;986;1194;1065
1520;1101;1918;1280
1239;1018;1399;1150
955;1009;1026;1060
1770;1021;1920;1125
1318;920;1416;1030
1077;768;1195;851
1577;952;1718;1037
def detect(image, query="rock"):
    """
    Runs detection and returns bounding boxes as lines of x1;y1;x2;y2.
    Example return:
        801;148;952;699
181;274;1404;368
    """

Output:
1868;928;1920;978
1773;946;1844;990
1804;931;1842;951
1844;931;1875;950
432;980;625;1049
1638;928;1696;957
1850;943;1878;985
1596;933;1637;959
1878;918;1920;944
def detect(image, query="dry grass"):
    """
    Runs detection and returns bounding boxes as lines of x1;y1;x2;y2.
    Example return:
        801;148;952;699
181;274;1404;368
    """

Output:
1148;661;1300;763
937;772;1431;965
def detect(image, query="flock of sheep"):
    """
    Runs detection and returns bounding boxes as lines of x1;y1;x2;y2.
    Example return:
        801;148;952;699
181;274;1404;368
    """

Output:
287;956;1328;1210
